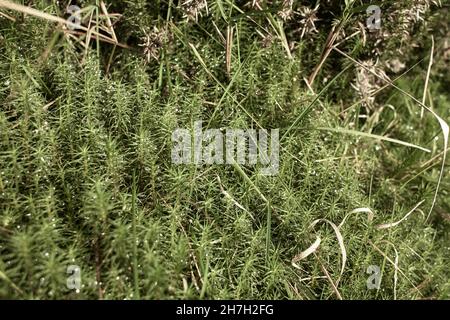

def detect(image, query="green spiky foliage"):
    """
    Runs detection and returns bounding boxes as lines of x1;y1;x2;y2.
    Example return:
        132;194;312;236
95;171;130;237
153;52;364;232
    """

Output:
0;0;449;299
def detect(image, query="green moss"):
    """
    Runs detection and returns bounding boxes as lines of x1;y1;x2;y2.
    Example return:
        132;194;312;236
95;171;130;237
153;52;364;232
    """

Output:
0;0;448;299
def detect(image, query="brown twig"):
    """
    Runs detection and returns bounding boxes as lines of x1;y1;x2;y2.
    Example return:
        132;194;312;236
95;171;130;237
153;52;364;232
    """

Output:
314;253;343;300
0;0;128;48
308;24;341;87
226;25;233;77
